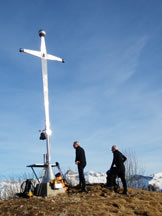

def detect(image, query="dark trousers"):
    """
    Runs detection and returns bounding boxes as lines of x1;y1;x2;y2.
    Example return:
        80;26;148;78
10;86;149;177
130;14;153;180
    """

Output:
78;164;86;190
118;171;127;193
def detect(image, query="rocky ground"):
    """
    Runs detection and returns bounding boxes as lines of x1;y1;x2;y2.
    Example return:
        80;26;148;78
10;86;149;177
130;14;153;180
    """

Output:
0;185;162;216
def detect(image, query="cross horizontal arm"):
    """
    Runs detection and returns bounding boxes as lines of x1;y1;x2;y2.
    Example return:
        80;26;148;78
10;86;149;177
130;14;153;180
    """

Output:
47;54;65;63
19;48;42;58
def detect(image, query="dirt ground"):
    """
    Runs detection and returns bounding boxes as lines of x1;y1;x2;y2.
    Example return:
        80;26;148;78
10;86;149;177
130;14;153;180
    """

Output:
0;185;162;216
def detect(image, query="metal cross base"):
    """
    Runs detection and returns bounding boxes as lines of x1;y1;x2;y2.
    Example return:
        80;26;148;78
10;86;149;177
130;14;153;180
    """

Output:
27;163;65;197
27;163;57;184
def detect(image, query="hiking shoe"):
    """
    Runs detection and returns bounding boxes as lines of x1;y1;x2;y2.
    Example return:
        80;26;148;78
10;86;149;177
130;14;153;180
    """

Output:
81;188;88;193
75;184;81;189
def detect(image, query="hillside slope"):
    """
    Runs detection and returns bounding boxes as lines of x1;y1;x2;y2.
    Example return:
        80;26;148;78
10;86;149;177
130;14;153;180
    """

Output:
0;185;162;216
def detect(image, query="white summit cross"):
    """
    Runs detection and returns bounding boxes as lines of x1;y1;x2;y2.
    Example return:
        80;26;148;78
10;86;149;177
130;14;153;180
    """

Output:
20;30;64;183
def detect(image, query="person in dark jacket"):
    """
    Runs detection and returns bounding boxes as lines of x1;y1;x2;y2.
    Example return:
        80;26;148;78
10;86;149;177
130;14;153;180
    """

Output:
73;141;87;192
111;145;127;194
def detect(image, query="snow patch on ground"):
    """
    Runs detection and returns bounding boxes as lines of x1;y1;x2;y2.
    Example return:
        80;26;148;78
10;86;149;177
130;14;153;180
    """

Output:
64;170;107;186
0;181;21;200
85;171;107;184
148;172;162;191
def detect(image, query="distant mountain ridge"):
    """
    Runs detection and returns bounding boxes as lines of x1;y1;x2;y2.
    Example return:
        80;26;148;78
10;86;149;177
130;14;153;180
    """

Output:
0;170;162;200
64;170;162;191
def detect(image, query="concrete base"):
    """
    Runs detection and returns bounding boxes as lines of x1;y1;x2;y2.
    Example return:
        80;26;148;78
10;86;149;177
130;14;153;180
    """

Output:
35;182;65;197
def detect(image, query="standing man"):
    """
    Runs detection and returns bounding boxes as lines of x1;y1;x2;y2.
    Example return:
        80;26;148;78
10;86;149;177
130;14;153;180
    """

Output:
111;145;127;194
73;141;87;192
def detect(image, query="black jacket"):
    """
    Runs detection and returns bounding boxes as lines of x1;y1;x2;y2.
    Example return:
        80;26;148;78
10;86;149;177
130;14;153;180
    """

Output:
75;146;86;167
111;150;127;171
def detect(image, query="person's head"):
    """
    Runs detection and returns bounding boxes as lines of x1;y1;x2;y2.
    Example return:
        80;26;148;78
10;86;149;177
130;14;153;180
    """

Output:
111;145;118;152
73;141;80;149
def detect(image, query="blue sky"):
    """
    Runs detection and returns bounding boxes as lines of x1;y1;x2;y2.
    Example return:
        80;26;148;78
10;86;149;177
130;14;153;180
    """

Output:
0;0;162;178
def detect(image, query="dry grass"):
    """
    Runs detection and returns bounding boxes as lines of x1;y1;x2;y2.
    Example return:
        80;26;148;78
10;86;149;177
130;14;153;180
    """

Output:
0;185;162;216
